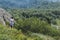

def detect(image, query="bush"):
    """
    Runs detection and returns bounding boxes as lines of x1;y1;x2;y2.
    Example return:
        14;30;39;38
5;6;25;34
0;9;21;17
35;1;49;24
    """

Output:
7;9;60;39
0;24;44;40
14;17;60;37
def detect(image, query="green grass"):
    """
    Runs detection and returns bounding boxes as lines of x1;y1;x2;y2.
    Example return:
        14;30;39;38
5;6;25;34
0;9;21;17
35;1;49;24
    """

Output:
0;24;43;40
0;24;59;40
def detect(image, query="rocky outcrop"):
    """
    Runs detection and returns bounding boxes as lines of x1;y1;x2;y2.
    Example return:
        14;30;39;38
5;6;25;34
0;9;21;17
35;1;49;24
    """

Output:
0;8;12;25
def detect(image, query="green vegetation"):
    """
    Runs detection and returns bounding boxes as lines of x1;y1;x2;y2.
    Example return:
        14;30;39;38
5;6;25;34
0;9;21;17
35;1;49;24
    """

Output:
0;24;44;40
0;7;60;40
1;24;57;40
4;8;60;40
1;0;60;9
0;0;60;40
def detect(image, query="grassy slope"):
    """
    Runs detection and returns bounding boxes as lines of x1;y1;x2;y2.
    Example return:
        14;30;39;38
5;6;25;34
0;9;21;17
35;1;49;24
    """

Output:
0;24;27;40
31;33;55;40
0;24;56;40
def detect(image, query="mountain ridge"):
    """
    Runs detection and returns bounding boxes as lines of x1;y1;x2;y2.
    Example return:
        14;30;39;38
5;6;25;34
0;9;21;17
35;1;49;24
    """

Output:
0;0;60;9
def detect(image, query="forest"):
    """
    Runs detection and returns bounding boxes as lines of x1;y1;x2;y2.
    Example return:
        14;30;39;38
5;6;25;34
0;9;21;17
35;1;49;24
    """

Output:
0;0;60;40
0;0;60;9
3;8;60;40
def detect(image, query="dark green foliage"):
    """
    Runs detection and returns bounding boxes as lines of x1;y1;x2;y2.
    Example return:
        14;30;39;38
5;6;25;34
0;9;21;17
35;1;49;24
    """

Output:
15;17;60;36
54;36;60;40
8;9;60;25
6;8;60;40
1;0;60;9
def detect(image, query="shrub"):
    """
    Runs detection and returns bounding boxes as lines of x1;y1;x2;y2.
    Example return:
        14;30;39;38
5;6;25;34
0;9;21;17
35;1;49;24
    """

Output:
14;17;60;37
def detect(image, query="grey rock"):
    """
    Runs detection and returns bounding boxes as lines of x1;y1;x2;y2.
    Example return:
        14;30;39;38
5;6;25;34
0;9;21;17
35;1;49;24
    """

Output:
0;8;12;25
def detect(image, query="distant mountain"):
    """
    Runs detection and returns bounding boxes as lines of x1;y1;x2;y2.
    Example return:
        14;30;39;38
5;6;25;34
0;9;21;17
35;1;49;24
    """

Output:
0;0;60;9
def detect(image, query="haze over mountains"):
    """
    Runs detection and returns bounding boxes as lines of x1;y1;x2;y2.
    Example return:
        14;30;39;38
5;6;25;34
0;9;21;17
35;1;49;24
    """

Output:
0;0;60;9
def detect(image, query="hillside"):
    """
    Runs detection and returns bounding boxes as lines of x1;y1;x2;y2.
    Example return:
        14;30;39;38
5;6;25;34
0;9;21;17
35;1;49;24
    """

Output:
0;24;26;40
5;8;60;40
0;0;60;40
0;24;56;40
0;0;60;9
0;8;60;40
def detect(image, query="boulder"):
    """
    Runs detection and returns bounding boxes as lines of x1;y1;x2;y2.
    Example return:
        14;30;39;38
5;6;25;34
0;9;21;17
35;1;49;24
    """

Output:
0;8;12;25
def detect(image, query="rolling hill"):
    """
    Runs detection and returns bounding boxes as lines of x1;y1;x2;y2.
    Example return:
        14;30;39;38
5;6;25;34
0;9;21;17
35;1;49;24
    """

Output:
0;0;60;9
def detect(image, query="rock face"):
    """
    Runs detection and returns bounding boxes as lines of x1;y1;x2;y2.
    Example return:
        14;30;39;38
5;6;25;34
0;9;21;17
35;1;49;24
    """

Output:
0;8;12;25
